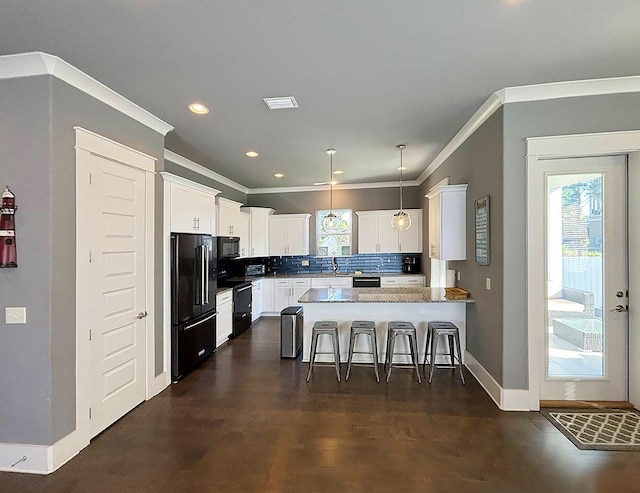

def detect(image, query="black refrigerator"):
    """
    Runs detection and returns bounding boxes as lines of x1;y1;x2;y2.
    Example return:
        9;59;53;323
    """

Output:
171;233;217;381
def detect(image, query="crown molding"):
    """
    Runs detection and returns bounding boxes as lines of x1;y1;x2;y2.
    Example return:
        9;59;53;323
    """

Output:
159;172;221;196
0;52;173;135
418;74;640;185
164;149;250;194
247;180;420;195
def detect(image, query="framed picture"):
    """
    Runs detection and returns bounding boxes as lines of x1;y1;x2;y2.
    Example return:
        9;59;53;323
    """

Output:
475;195;490;265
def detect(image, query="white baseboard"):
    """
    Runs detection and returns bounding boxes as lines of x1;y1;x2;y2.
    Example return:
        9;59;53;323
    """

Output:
464;351;536;411
0;428;88;475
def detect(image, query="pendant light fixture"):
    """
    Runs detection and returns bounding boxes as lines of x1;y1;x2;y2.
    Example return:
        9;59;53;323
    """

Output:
323;148;338;230
392;144;411;231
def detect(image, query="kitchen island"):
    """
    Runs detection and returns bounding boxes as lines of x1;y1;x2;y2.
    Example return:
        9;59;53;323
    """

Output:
298;287;474;364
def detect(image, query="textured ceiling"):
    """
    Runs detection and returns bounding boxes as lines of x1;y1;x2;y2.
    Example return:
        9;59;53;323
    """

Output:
1;1;640;188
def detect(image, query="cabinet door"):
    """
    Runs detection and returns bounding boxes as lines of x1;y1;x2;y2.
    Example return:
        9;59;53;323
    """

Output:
440;191;467;260
237;212;250;257
217;203;231;236
357;214;379;253
286;216;309;256
274;286;291;312
251;281;262;321
262;279;274;312
377;212;400;253
269;217;287;256
216;301;233;347
292;286;309;304
428;193;441;258
399;209;422;253
194;191;216;234
170;183;198;233
250;209;270;257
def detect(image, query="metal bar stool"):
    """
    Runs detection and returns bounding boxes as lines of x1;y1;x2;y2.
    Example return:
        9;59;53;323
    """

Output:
306;321;341;382
384;321;422;383
346;320;380;382
424;321;465;384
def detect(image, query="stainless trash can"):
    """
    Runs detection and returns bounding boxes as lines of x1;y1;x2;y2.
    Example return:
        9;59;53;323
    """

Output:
281;306;303;358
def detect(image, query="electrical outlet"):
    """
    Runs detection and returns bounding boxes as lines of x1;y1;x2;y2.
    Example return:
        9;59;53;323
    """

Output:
5;307;26;324
485;277;491;290
456;271;461;281
301;260;310;267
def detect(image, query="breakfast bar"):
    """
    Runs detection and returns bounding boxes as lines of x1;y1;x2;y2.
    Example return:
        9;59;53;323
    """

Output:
298;287;475;364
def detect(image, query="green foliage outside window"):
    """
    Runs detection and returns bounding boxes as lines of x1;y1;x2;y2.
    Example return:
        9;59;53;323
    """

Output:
317;209;352;256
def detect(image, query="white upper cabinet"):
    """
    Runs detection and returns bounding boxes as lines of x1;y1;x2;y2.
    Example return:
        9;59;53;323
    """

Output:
399;209;423;253
426;184;467;260
237;211;250;257
356;209;422;254
161;173;219;234
241;207;274;257
269;214;310;256
216;197;244;236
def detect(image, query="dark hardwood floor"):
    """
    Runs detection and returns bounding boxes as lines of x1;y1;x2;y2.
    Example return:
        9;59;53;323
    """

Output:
3;317;640;492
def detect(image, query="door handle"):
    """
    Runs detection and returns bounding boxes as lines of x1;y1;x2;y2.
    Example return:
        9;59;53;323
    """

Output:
137;311;148;319
611;305;629;312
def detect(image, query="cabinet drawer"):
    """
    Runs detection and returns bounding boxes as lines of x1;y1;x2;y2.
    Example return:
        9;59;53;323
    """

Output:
216;290;233;304
291;278;310;286
381;277;402;286
275;279;291;287
402;277;424;286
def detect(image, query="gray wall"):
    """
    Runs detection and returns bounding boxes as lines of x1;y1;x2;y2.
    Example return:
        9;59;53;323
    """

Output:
248;186;421;254
163;160;247;204
501;93;640;389
0;75;165;445
420;109;505;385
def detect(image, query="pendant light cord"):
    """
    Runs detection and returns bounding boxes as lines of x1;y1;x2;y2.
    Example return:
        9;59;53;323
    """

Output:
399;146;404;212
329;151;333;213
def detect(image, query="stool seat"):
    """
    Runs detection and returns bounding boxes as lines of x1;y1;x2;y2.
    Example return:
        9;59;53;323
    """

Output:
346;320;380;382
385;321;421;383
306;321;341;382
424;321;465;384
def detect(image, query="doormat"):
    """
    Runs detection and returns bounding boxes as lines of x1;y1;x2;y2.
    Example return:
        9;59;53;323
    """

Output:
541;409;640;451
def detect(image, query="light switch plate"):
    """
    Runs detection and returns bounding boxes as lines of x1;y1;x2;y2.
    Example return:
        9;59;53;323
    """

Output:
301;260;310;267
5;307;26;324
485;277;491;290
456;271;461;281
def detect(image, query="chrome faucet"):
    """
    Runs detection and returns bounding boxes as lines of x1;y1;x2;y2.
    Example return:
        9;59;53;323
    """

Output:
332;257;339;273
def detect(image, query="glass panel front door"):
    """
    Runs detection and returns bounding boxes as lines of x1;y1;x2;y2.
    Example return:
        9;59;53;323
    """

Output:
541;155;628;401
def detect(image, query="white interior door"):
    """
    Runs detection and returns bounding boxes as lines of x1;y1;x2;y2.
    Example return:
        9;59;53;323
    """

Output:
88;154;147;437
538;155;628;401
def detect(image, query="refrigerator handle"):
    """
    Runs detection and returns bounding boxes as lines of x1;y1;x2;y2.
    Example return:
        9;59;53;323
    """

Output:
194;245;203;306
203;244;209;304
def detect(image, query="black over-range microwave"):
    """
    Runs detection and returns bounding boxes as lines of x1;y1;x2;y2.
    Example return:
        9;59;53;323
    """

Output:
216;236;240;258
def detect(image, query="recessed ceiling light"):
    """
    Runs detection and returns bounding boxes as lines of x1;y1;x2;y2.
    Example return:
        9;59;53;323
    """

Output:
397;166;408;171
326;148;336;155
263;97;299;110
245;151;259;158
187;103;209;114
274;173;284;178
313;182;327;186
333;170;343;175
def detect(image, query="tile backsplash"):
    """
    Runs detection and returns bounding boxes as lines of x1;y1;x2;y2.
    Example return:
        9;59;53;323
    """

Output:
268;253;419;275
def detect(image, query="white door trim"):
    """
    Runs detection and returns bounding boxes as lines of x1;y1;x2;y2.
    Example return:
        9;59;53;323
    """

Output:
526;130;640;411
73;128;160;469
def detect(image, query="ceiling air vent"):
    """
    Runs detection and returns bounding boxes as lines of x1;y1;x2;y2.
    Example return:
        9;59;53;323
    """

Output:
262;96;299;110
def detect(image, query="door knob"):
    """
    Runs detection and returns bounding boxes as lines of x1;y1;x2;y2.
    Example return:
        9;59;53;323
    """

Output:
137;311;148;319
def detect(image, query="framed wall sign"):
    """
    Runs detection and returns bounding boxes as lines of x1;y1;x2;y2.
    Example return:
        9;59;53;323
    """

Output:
475;195;490;265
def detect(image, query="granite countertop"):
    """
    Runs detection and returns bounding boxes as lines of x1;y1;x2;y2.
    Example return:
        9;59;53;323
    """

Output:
298;287;475;304
216;286;233;294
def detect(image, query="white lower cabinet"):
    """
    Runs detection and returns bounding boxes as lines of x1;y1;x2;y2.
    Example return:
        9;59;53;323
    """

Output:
251;280;263;321
381;275;425;287
272;278;310;312
262;278;274;312
216;290;233;347
310;277;352;288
